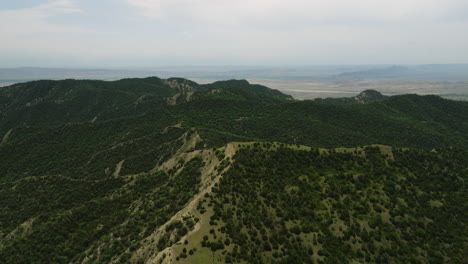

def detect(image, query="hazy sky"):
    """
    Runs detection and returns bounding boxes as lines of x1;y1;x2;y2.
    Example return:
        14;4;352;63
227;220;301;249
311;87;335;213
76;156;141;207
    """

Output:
1;0;467;67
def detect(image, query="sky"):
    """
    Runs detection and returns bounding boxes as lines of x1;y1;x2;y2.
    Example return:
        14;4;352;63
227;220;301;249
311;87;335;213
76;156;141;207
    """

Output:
0;0;468;67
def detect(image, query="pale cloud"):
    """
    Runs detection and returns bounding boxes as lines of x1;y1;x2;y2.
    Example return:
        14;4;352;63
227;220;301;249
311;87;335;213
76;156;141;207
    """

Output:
125;0;164;20
125;0;467;25
0;0;467;66
0;0;83;35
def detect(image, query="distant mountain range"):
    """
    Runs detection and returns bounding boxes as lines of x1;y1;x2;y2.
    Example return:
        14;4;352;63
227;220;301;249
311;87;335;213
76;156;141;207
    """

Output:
1;64;468;85
338;66;410;79
337;64;468;80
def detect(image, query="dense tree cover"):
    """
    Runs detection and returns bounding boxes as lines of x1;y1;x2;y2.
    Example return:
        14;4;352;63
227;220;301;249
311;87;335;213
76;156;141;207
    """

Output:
1;78;466;151
0;77;466;263
0;157;204;264
0;121;187;180
197;144;467;263
0;77;180;131
175;93;468;148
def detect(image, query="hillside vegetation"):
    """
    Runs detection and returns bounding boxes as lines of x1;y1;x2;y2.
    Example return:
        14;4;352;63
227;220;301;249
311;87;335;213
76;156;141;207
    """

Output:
0;77;466;263
172;143;466;264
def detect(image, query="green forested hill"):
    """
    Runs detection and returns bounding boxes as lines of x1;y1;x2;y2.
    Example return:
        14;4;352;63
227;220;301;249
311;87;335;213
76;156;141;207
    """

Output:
173;143;467;264
0;77;466;264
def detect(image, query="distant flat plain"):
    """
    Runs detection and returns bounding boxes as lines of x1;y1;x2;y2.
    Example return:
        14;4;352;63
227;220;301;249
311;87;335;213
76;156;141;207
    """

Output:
251;78;468;101
1;66;467;101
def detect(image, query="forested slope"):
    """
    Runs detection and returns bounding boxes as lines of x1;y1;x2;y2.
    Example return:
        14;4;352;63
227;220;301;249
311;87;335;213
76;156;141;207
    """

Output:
0;77;466;263
170;143;466;264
